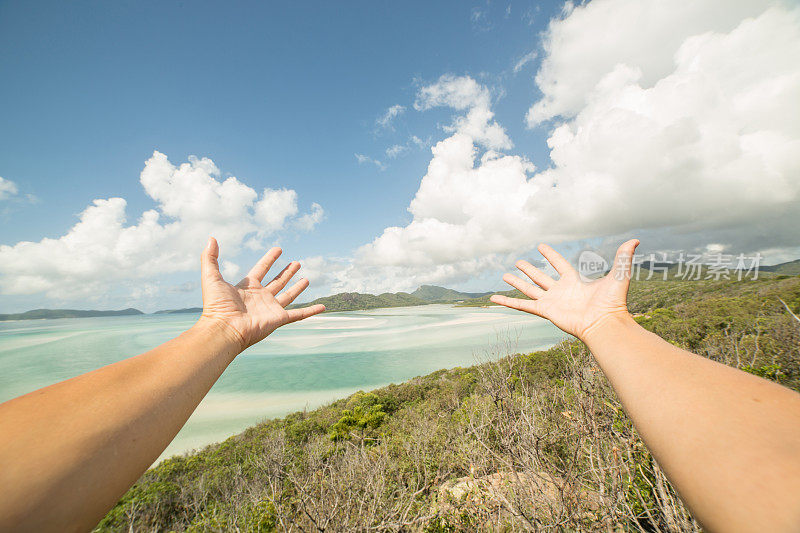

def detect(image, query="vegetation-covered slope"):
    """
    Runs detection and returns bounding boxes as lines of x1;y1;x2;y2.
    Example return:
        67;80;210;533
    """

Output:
154;307;204;315
411;285;491;302
97;276;800;531
761;259;800;276
291;291;427;312
0;308;143;321
289;285;492;312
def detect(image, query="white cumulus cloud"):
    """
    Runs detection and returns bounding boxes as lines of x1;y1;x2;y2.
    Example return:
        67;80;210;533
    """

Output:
220;260;241;280
524;1;800;250
415;74;512;151
0;151;323;298
527;0;777;126
294;202;325;232
307;0;800;294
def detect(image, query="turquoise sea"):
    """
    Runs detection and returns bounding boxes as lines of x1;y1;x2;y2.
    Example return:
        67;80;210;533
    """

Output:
0;304;566;461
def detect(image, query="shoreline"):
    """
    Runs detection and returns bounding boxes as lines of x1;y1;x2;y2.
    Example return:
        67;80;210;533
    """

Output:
1;304;566;466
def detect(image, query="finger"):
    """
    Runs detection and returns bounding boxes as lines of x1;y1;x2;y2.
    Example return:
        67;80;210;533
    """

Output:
537;243;576;277
503;273;545;299
515;260;555;290
201;237;224;284
276;278;309;307
286;304;325;324
264;261;301;294
490;295;543;317
245;247;282;283
609;239;640;283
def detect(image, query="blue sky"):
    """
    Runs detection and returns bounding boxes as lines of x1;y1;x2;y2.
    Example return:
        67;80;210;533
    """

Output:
1;0;798;312
0;0;556;252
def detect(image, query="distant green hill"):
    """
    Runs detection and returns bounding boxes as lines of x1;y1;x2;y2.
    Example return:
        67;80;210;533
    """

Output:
291;291;427;312
154;307;204;315
0;308;143;321
291;285;495;312
411;285;491;302
456;289;525;307
374;291;427;307
762;259;800;276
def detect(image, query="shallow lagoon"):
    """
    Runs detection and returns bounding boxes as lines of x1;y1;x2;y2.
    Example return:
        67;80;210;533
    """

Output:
0;305;566;460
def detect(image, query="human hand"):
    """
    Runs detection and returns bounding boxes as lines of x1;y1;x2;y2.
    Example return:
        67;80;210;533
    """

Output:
197;237;325;351
490;240;639;341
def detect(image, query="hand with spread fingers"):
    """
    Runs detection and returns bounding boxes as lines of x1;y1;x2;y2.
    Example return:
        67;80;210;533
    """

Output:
490;239;639;341
491;239;800;532
199;237;325;350
0;238;325;532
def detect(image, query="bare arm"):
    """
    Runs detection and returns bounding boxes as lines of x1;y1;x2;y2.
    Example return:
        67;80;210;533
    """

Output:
491;240;800;533
0;238;324;532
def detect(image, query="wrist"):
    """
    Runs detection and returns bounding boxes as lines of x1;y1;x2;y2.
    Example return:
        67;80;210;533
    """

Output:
192;316;247;357
581;311;639;348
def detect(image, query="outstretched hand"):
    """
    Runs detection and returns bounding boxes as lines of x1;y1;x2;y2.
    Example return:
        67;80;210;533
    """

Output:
198;237;325;351
490;240;639;341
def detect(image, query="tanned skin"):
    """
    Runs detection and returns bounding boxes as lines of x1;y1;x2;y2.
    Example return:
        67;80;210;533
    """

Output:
492;239;800;533
0;238;324;532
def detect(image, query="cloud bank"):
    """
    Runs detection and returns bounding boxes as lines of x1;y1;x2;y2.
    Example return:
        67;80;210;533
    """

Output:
311;0;800;294
0;152;323;298
4;0;798;302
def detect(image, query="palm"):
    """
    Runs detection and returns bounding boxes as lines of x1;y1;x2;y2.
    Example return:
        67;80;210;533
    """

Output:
199;238;325;350
533;274;628;338
202;279;289;347
491;240;638;340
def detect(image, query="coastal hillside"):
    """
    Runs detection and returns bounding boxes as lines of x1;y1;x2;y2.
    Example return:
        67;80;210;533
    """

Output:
290;285;490;312
291;291;426;312
411;285;491;302
0;308;143;321
154;307;204;315
97;275;800;531
762;259;800;276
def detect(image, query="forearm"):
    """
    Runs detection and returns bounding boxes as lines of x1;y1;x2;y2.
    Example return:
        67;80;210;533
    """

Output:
584;314;800;532
0;318;241;532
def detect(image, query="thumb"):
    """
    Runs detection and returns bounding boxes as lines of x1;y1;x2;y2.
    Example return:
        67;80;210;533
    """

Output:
201;237;223;284
609;239;639;285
